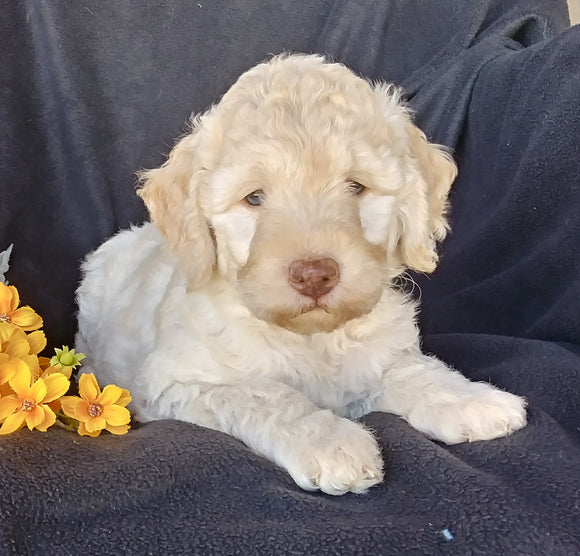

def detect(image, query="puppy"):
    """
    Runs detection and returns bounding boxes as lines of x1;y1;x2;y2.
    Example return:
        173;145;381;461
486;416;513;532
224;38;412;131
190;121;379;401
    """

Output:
76;54;527;495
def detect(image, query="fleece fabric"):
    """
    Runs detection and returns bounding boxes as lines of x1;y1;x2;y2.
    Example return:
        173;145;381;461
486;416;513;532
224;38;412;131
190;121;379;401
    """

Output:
0;1;578;554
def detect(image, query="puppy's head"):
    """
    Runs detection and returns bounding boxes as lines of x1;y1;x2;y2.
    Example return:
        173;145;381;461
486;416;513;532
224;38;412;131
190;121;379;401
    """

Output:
139;54;456;334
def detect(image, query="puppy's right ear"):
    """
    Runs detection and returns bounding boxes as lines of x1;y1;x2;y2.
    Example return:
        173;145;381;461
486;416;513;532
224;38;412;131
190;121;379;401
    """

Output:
138;116;216;290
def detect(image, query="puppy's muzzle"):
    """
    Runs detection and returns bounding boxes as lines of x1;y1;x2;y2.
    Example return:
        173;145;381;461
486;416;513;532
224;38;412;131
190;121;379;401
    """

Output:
288;258;340;300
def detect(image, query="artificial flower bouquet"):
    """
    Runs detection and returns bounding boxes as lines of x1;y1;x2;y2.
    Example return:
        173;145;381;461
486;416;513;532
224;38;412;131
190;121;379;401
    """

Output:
0;280;132;437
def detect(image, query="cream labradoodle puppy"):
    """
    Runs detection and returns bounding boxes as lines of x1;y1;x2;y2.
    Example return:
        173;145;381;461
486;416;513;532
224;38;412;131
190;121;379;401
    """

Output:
76;54;527;495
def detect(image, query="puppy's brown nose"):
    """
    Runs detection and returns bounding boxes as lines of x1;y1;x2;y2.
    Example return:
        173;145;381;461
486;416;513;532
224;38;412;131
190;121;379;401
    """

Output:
288;258;340;299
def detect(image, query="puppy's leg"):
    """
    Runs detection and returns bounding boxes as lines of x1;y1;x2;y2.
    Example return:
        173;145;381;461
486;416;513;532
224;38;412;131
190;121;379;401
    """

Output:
157;379;383;495
374;351;527;444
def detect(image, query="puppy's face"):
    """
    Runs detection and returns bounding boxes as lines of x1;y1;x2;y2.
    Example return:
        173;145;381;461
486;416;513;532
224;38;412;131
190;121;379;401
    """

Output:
209;138;389;334
139;55;457;334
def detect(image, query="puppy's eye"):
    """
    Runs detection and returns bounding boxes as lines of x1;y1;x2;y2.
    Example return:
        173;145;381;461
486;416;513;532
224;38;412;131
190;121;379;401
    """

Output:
347;181;366;196
245;190;265;207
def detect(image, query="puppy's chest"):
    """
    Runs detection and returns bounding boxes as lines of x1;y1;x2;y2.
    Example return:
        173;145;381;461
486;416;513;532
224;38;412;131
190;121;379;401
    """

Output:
297;341;387;417
212;325;387;415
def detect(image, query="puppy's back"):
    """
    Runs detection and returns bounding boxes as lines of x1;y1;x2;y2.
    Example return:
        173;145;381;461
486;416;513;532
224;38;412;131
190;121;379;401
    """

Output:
75;223;175;387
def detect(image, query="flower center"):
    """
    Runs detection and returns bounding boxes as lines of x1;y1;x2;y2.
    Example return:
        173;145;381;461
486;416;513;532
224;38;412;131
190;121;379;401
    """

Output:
59;352;75;366
21;400;35;412
88;402;103;418
0;313;10;323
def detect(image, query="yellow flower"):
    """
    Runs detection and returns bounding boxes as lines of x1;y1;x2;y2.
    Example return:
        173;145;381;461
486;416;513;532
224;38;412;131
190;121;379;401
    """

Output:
0;283;43;331
0;361;70;435
60;373;131;437
0;323;45;378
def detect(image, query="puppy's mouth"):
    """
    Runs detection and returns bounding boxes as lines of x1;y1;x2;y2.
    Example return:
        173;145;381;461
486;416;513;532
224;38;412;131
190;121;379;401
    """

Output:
267;290;378;335
275;296;351;334
280;307;337;334
296;300;331;315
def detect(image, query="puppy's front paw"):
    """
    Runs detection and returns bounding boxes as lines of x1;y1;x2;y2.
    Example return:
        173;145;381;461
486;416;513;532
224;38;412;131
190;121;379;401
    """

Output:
411;386;527;445
285;416;383;495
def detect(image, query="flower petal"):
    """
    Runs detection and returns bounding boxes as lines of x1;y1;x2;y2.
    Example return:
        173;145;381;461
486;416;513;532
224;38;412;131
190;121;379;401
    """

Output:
78;373;100;402
0;284;19;313
25;405;45;430
102;405;131;427
76;399;92;421
0;397;20;421
0;354;22;384
98;384;123;406
23;355;42;380
0;322;13;342
8;363;32;395
10;307;43;332
40;365;59;378
29;377;47;403
116;388;132;408
35;406;56;432
41;364;72;380
43;373;70;403
78;421;101;437
60;396;84;421
52;365;73;379
2;327;30;358
105;423;130;435
0;364;13;385
84;416;107;433
38;356;51;370
0;383;12;397
26;330;47;355
0;412;25;435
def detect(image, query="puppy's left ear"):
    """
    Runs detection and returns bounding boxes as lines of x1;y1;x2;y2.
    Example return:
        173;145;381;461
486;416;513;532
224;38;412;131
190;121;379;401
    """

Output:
137;113;217;290
395;120;457;273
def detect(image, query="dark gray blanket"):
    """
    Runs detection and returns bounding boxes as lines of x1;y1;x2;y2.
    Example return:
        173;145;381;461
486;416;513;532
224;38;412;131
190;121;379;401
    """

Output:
1;1;579;554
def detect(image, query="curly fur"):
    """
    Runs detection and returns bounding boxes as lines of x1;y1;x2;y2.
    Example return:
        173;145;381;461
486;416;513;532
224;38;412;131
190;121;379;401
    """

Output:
76;54;526;495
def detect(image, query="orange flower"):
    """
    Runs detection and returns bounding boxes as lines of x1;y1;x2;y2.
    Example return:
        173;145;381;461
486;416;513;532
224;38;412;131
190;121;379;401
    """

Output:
60;373;131;437
0;283;43;331
0;360;70;435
